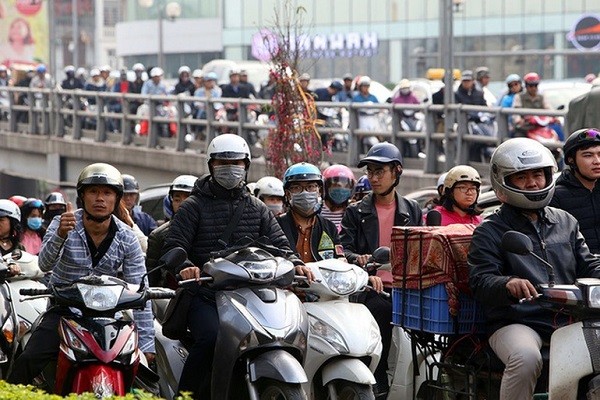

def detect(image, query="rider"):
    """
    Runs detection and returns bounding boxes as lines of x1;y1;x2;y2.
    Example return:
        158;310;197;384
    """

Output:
254;176;286;217
173;65;195;96
320;164;356;232
352;76;378;103
19;198;45;255
550;128;600;254
340;142;422;398
60;65;84;90
43;192;68;229
0;199;24;264
162;134;313;399
8;163;155;384
499;74;523;108
141;67;168;96
392;79;420;105
146;174;198;287
352;174;372;202
121;174;157;236
430;165;483;226
474;66;497;106
454;70;486;106
468;138;600;400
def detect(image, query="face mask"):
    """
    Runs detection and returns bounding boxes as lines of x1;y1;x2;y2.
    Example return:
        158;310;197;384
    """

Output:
44;209;64;222
212;165;246;190
328;188;352;205
400;89;410;96
291;191;321;217
27;217;43;231
266;203;284;215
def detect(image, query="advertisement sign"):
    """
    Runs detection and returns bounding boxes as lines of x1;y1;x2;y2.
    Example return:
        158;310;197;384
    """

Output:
567;14;600;51
0;0;49;67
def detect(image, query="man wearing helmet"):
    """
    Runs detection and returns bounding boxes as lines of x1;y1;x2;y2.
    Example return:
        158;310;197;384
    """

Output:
352;175;372;202
474;66;497;106
469;138;600;400
254;176;285;216
512;72;555;135
173;65;195;96
146;175;198;287
9;163;155;384
0;199;25;271
550;128;600;254
432;165;483;226
60;65;83;90
142;67;167;96
122;174;157;236
162;134;312;398
352;76;378;103
340;142;422;398
43;192;68;228
129;63;146;114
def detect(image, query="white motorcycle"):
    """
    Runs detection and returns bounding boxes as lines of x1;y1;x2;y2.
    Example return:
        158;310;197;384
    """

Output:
301;258;382;400
0;250;47;378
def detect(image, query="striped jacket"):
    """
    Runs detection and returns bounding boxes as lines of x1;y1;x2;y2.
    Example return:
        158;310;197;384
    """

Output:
39;209;155;353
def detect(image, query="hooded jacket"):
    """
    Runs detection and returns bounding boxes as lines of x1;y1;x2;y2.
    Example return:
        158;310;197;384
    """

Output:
550;169;600;254
468;204;600;340
163;175;299;272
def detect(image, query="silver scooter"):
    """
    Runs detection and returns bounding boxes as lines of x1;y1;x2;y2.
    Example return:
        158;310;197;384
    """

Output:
157;240;309;400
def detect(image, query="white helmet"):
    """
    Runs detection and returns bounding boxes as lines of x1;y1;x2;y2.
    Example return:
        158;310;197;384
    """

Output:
207;134;251;167
490;138;557;210
399;79;411;89
178;65;191;75
255;176;285;199
0;199;21;224
76;67;87;78
192;69;204;78
358;76;372;86
436;172;448;190
169;175;198;198
100;65;111;72
64;65;75;73
132;63;145;72
90;68;100;77
150;67;164;77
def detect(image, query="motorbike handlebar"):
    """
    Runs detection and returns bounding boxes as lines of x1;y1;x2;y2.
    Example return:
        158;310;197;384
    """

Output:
20;288;52;296
146;289;176;300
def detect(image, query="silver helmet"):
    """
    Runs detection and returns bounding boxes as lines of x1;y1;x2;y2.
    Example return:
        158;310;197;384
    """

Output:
490;138;557;210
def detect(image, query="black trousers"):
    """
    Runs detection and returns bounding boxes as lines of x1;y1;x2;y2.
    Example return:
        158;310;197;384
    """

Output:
8;307;69;384
178;292;219;399
363;290;393;389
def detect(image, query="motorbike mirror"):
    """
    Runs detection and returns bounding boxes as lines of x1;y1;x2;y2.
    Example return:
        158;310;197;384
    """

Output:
372;247;391;264
501;231;533;255
10;249;22;261
138;247;188;292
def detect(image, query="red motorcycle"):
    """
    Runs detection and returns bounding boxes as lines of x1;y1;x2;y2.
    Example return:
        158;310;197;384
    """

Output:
19;251;180;396
518;115;563;163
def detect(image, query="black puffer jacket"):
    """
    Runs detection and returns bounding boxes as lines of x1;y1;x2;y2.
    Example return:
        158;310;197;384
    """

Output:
340;192;422;264
146;221;171;287
468;204;600;341
163;175;299;272
550;169;600;254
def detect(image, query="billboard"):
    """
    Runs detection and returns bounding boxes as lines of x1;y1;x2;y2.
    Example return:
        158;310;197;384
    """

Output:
0;0;49;67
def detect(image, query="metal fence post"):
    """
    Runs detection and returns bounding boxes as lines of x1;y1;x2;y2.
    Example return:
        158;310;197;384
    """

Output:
95;94;106;142
175;97;186;152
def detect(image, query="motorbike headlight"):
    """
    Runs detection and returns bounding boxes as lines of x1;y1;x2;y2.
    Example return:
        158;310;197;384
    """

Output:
239;259;277;282
588;286;600;308
62;324;89;355
77;284;123;311
320;268;357;295
309;315;348;354
366;321;382;354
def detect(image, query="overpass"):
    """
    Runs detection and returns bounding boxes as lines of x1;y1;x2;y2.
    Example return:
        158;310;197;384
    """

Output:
0;87;565;199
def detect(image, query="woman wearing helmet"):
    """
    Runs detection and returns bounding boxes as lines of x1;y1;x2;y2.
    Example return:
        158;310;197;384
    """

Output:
10;163;155;386
431;165;483;226
341;142;422;398
550;128;600;253
499;74;522;108
254;176;285;216
146;174;198;287
0;199;24;258
321;164;356;231
469;138;600;400
162;134;311;398
20;198;45;255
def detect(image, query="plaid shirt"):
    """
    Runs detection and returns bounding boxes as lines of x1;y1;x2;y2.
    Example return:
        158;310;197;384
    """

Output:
39;209;155;353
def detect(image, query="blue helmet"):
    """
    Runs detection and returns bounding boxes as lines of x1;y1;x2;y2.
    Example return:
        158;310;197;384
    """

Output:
282;163;322;189
36;64;47;74
355;175;372;194
357;142;403;168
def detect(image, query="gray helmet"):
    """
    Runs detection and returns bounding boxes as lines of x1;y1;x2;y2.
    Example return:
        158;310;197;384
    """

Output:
77;163;124;198
122;174;140;194
169;175;198;198
490;138;557;210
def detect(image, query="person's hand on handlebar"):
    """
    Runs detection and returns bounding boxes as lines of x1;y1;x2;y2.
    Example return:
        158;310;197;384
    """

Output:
295;265;315;283
356;254;371;268
368;276;384;293
506;277;538;301
179;266;200;282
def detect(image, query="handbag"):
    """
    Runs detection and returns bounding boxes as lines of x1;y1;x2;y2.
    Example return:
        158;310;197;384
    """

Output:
160;199;247;340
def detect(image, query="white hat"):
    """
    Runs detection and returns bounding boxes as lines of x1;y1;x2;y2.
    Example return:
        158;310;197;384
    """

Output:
192;69;204;78
150;67;164;77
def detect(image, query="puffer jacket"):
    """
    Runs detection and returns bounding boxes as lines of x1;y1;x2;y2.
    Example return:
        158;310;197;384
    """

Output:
468;204;600;340
550;169;600;254
163;175;299;272
146;221;170;287
340;192;422;265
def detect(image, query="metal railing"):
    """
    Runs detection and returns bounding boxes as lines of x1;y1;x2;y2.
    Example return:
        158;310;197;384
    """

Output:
0;86;567;173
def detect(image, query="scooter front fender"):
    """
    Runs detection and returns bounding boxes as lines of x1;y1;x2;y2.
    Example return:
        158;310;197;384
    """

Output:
248;350;308;384
322;358;376;385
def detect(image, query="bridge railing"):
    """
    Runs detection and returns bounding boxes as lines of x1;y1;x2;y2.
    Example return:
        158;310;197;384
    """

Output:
0;87;567;174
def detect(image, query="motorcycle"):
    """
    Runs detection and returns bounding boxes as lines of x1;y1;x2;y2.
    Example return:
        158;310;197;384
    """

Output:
0;250;47;379
518;115;563;164
156;239;309;400
301;258;382;400
135;102;178;138
317;107;348;153
19;249;181;396
399;109;426;159
357;103;387;153
466;111;498;162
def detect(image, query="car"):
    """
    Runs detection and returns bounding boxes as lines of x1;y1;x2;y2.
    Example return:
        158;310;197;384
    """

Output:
539;80;592;111
139;183;170;224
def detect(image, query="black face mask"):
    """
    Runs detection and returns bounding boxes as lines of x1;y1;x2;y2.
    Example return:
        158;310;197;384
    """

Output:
44;209;66;223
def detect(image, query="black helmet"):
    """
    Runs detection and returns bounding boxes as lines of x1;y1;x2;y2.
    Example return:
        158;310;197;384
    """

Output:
563;128;600;165
44;192;66;207
77;163;124;198
122;174;140;194
357;142;403;168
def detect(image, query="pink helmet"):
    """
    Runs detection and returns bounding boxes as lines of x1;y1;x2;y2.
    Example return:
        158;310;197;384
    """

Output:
323;165;356;205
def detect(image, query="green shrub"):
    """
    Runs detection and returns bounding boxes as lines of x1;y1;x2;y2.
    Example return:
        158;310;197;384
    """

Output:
0;380;193;400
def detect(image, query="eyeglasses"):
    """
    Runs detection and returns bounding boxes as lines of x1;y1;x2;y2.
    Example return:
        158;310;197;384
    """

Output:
287;182;320;194
525;83;538;87
577;129;600;140
365;167;390;179
454;185;479;194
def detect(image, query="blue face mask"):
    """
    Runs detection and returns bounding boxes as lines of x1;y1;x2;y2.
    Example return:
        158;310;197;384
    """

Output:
328;188;352;205
27;217;43;231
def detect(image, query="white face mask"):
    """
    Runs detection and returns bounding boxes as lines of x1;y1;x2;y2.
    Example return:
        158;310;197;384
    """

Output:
212;165;246;190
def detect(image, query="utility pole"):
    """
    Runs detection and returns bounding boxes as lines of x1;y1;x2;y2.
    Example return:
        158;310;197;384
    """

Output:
439;0;455;170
